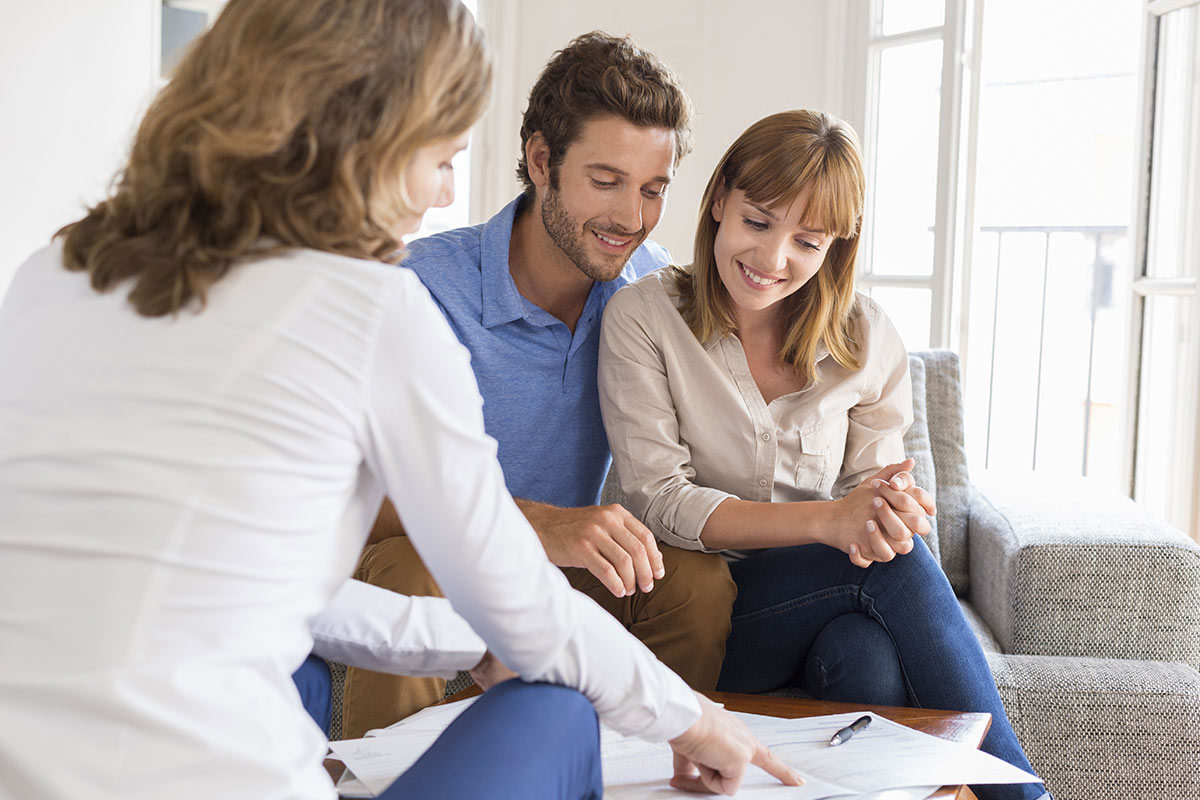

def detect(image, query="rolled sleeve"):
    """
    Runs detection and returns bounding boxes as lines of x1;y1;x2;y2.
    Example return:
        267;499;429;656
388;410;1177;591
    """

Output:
599;284;734;551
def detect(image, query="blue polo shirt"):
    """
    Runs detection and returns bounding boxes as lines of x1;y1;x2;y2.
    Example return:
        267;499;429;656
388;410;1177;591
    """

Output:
405;196;670;507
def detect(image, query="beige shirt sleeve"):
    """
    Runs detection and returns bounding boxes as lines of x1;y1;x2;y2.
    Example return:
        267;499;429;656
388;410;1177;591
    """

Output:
833;300;914;498
600;270;915;555
599;282;733;551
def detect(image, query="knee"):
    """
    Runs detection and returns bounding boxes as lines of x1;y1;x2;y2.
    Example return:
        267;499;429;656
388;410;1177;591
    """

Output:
656;547;736;625
493;681;598;738
805;613;908;706
356;536;442;597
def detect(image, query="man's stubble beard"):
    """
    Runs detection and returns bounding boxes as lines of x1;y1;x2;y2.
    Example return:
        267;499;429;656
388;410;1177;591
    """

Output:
541;184;644;283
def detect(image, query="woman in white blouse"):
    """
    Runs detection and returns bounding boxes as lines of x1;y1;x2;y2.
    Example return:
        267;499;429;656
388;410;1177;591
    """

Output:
599;110;1049;800
0;2;800;798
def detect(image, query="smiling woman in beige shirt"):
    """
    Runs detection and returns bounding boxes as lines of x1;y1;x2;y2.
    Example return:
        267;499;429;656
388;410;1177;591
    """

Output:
598;110;1051;800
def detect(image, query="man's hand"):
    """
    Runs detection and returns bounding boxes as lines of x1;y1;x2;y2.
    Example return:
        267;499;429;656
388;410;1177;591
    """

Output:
669;693;802;795
468;650;518;691
515;499;665;598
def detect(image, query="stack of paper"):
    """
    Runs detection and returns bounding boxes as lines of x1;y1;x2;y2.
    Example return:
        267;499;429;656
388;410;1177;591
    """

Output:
327;700;1038;798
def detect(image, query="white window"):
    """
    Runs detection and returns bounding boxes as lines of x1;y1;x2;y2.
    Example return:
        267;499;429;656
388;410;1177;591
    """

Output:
1130;0;1200;537
853;0;1153;516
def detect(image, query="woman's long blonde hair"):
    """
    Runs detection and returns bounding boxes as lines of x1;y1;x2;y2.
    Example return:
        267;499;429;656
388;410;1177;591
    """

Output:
673;109;866;383
58;0;491;317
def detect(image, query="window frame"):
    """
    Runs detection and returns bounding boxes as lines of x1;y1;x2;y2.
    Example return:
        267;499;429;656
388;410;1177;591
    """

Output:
845;0;979;354
1128;0;1200;537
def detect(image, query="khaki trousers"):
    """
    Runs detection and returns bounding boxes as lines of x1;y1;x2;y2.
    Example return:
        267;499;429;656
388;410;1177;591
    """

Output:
340;536;736;740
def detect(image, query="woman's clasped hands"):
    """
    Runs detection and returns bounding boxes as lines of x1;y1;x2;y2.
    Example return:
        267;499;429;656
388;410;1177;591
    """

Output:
828;458;937;568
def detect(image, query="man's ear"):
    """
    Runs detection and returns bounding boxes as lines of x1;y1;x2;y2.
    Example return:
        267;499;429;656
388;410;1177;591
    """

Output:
711;183;728;223
525;132;552;188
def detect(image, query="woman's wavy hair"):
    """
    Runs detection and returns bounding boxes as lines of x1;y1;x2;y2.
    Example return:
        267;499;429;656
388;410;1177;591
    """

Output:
673;109;866;383
58;0;491;317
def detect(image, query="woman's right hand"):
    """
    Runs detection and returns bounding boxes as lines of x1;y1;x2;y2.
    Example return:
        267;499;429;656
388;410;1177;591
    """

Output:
826;459;931;567
668;693;802;795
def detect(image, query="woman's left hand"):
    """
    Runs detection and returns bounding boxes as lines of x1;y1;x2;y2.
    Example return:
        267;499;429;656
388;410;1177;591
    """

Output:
869;470;935;553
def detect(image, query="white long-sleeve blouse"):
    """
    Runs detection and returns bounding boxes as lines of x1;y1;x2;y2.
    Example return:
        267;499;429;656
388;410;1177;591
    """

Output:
0;243;698;800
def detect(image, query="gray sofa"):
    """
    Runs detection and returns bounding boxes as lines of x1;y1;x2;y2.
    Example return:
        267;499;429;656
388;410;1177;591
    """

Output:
878;350;1200;799
331;349;1200;799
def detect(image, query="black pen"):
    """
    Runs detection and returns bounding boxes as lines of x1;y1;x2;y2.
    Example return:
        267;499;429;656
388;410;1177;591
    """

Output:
828;714;872;746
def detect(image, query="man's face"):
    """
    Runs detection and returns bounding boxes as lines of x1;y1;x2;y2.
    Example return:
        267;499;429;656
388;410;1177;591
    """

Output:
539;115;676;283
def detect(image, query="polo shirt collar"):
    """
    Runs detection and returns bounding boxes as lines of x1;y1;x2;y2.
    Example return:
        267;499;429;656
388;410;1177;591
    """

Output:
480;196;528;329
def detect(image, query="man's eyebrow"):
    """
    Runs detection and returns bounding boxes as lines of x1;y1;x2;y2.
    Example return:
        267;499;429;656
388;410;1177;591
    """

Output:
586;163;672;185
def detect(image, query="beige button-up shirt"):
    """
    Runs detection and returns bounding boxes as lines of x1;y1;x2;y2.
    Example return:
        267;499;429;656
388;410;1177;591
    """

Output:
598;268;913;557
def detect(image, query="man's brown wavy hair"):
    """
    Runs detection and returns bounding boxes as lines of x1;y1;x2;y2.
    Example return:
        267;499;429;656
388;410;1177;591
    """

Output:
515;31;692;195
673;110;866;384
57;0;491;317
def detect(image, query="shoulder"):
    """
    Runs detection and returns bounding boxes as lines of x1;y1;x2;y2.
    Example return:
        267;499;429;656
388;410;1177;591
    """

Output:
605;268;689;342
402;225;484;279
627;239;672;277
289;248;435;317
400;225;486;313
611;267;680;311
845;291;908;369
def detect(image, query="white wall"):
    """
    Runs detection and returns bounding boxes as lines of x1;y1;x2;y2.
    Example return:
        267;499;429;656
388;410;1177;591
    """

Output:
476;0;848;264
0;1;159;299
0;0;848;295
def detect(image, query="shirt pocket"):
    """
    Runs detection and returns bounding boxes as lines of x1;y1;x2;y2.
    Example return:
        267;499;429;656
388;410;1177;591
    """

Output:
793;417;849;496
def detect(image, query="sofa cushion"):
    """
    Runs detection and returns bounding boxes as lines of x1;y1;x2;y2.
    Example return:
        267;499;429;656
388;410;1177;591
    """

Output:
903;356;941;564
910;350;971;596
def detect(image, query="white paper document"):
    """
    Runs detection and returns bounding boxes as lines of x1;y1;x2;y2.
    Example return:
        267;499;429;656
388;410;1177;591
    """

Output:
602;710;1037;799
330;700;1038;799
328;700;477;797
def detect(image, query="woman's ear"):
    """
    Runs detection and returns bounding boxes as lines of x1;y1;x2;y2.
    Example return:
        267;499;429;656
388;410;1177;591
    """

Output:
711;184;728;223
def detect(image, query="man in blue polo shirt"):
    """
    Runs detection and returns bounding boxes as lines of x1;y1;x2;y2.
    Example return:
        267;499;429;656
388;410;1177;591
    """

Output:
339;32;736;739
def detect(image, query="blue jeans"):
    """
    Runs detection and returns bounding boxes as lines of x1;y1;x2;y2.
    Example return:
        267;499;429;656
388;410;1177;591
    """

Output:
380;679;602;799
718;537;1049;800
293;654;332;735
291;665;602;799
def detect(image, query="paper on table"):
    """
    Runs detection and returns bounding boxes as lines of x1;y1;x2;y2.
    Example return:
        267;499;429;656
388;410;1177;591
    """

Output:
601;719;937;800
330;701;1037;799
723;711;1039;793
329;699;478;797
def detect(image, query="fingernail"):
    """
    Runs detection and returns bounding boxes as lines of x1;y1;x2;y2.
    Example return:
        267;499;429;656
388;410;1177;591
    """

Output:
849;544;858;554
643;583;654;593
655;567;666;579
872;479;885;488
872;497;883;508
865;520;876;532
892;477;905;490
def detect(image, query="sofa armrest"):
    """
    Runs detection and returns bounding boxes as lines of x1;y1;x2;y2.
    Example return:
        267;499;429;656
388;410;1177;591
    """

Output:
967;472;1200;669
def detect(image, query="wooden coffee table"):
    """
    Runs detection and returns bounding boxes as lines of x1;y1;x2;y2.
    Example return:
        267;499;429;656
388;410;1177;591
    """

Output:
710;691;990;800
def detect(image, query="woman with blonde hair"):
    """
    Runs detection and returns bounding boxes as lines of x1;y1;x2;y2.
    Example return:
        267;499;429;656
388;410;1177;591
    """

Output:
599;109;1050;800
0;2;800;798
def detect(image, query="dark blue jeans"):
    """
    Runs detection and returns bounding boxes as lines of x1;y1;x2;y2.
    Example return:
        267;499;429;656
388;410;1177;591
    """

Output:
292;664;602;799
380;679;602;799
293;654;332;735
718;537;1049;800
